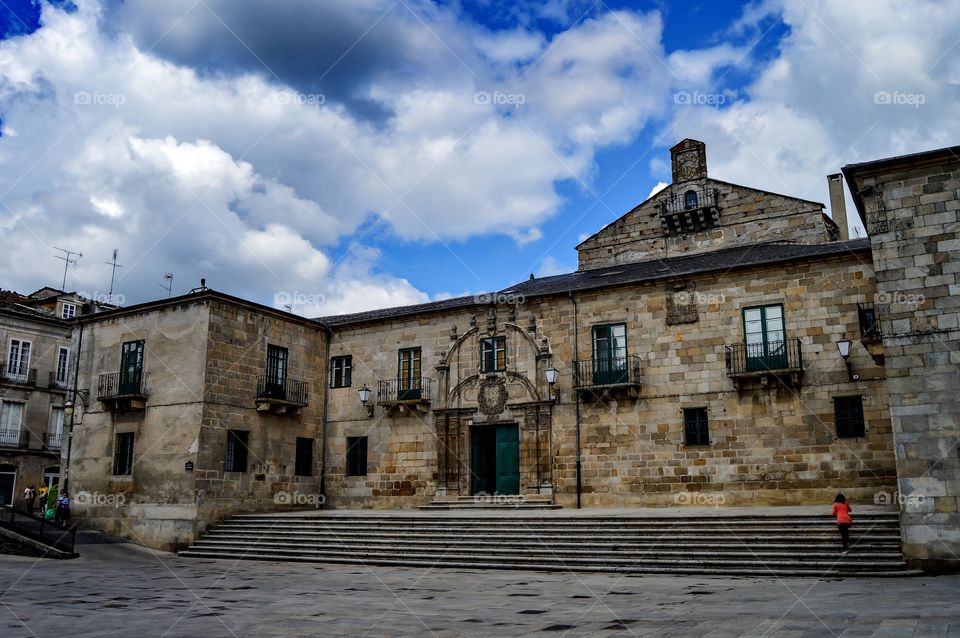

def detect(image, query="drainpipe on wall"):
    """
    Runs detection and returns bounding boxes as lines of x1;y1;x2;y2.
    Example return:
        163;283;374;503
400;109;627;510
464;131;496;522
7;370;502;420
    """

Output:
63;321;83;493
319;324;333;507
569;290;582;509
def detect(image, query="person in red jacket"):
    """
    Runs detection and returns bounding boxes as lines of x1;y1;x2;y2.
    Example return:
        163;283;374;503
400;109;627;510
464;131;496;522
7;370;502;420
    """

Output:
832;493;853;554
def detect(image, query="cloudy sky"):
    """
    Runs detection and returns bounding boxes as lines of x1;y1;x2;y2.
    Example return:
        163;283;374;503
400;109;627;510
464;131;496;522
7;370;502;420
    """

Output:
0;0;957;315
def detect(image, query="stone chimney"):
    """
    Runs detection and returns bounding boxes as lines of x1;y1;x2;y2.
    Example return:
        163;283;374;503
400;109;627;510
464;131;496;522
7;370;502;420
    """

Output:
670;139;708;183
827;173;849;240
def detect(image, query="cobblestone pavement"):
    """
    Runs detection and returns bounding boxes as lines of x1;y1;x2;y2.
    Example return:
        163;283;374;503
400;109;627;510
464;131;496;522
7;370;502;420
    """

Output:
0;532;957;638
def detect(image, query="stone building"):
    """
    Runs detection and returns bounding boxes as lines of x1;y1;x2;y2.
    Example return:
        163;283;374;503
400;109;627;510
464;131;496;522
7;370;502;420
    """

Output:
319;139;896;511
843;145;960;570
68;289;326;550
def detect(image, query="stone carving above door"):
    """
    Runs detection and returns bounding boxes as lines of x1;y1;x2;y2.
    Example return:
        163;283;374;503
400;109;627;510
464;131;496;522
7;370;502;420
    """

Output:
478;375;508;416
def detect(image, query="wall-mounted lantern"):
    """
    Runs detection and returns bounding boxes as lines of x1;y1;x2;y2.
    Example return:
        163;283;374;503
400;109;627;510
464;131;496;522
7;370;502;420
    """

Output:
357;384;374;418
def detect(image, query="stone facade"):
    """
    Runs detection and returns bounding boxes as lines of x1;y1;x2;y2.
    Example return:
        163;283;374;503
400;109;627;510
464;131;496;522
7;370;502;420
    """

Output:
844;147;960;571
69;293;325;551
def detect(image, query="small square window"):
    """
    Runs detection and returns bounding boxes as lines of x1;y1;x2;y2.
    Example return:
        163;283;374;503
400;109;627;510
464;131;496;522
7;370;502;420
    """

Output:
225;430;250;472
480;336;506;373
113;432;135;475
330;356;352;388
683;408;709;446
295;437;313;477
346;436;368;477
834;396;865;438
61;303;76;319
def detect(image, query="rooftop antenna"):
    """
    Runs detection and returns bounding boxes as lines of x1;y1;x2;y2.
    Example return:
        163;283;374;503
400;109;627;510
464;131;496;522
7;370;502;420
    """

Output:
159;272;174;298
105;249;123;304
53;247;82;290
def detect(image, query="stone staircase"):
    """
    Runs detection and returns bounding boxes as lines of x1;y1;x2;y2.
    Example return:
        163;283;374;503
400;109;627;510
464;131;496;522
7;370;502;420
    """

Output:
418;495;561;510
178;511;920;576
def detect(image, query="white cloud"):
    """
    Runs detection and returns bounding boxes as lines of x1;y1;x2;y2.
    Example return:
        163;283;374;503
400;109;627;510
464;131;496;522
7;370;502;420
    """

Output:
646;181;668;199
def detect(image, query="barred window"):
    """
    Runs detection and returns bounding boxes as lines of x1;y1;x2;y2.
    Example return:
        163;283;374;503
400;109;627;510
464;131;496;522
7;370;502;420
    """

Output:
835;396;865;438
683;408;709;446
225;430;249;472
113;432;134;475
346;436;368;477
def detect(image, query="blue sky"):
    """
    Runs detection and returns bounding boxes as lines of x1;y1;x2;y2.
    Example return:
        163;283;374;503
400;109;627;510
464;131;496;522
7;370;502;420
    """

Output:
0;1;956;314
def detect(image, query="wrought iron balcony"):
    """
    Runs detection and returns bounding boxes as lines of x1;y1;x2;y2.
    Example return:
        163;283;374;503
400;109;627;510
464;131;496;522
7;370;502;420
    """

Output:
0;429;28;449
3;367;36;386
98;371;148;411
377;377;431;415
659;187;721;236
48;371;69;390
725;339;803;388
573;355;642;400
45;431;63;450
255;376;308;414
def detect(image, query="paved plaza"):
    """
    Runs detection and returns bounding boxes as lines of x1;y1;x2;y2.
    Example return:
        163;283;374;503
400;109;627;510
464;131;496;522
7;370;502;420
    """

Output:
0;530;957;637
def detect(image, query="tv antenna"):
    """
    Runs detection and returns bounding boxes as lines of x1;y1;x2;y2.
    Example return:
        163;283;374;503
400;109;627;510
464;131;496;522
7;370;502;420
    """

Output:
105;249;123;303
53;247;82;290
159;272;174;298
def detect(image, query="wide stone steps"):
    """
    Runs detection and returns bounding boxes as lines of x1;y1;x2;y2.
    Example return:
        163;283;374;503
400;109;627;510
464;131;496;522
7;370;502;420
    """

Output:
179;512;918;577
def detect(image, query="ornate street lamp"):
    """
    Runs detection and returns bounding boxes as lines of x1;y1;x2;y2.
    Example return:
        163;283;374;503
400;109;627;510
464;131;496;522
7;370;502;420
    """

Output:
836;336;854;381
545;366;559;403
357;384;373;417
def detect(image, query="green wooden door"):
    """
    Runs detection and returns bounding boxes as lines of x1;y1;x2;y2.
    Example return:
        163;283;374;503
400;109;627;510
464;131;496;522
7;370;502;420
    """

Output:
494;424;520;495
471;427;495;495
119;340;144;395
743;305;787;371
592;324;628;385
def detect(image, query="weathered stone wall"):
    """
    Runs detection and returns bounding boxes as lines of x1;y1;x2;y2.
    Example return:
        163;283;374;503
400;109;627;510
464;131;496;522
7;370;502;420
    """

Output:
69;301;211;551
194;300;326;530
577;179;837;270
854;156;960;570
325;249;895;509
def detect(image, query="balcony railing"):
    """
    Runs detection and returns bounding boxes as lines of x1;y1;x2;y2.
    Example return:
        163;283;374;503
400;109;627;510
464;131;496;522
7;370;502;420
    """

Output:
659;187;721;236
98;371;148;411
573;355;642;388
3;367;37;385
45;431;63;450
255;376;308;407
0;429;28;449
377;377;432;404
726;339;804;386
48;371;69;389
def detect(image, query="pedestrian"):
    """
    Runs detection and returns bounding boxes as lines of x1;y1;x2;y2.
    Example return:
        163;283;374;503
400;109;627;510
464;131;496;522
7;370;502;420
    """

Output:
54;489;71;526
832;493;853;554
23;484;37;515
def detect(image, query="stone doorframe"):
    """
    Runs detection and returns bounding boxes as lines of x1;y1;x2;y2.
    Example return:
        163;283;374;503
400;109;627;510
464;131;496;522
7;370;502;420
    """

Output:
434;405;553;497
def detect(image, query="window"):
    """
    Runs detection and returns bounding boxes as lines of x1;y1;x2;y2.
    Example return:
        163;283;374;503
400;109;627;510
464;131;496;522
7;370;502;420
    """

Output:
55;347;70;387
684;408;710;446
858;303;881;340
5;339;31;382
47;407;64;449
61;302;77;319
835;396;866;438
0;401;23;446
397;348;422;400
225;430;249;472
684;189;698;210
346;436;368;476
742;304;786;371
113;432;135;475
295;437;313;476
119;340;144;394
591;324;628;385
330;356;352;388
480;336;506;373
264;344;288;398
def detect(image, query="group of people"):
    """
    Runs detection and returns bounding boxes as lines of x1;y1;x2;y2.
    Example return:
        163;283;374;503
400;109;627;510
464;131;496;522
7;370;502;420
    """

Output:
21;484;71;526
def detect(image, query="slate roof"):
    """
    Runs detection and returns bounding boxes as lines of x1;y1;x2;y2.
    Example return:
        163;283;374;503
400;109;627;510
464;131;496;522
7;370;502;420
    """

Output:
0;290;62;323
316;238;872;327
